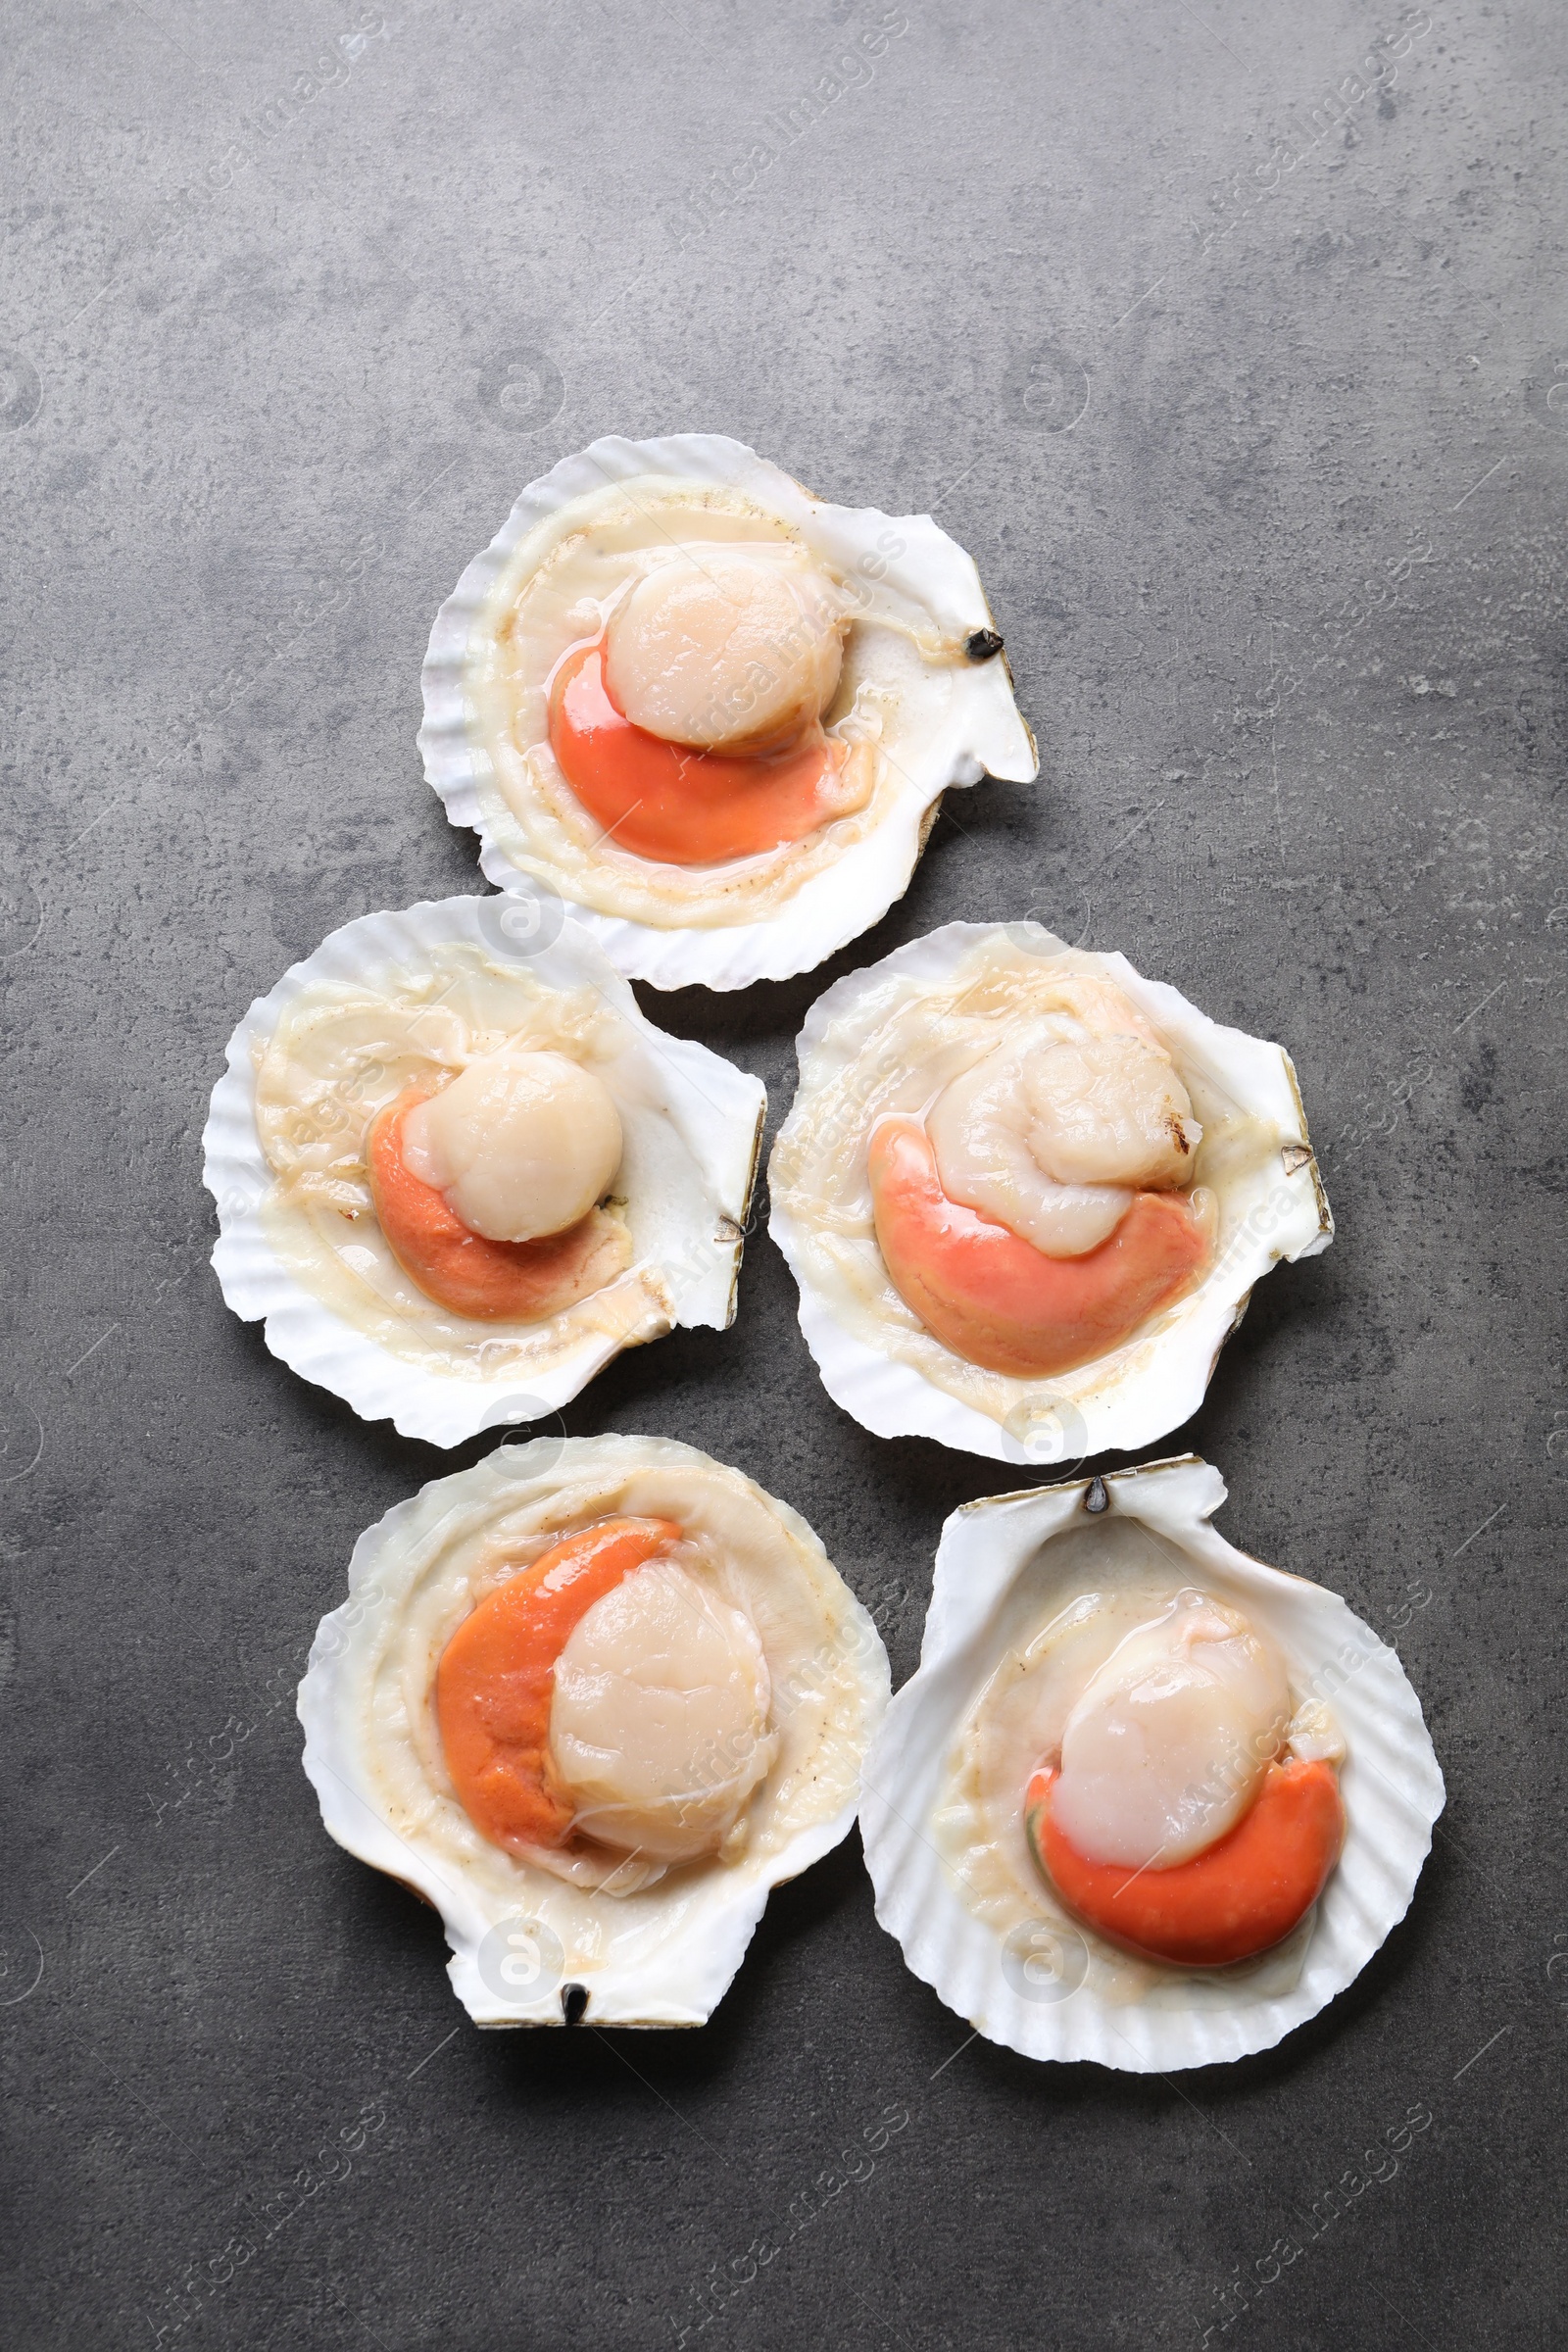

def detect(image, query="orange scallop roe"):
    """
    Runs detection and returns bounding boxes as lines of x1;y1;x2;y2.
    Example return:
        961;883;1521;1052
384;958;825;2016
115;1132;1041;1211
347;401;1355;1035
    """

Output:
867;1116;1209;1380
1024;1757;1346;1968
547;640;863;865
366;1089;628;1324
435;1516;683;1851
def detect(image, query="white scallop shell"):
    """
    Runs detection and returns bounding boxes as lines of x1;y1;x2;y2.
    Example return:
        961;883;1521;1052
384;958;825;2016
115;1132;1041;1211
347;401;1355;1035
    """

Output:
769;922;1334;1464
298;1436;891;2027
417;432;1037;991
201;898;764;1446
860;1455;1444;2070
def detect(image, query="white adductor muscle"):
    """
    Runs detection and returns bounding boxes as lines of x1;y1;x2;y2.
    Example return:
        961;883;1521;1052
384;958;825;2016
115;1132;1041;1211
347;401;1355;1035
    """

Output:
1050;1593;1291;1870
548;1557;778;1862
604;550;846;755
402;1047;623;1243
926;1002;1200;1260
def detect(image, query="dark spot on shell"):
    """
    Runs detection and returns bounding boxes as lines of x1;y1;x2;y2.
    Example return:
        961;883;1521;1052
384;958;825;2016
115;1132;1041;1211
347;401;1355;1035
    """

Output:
562;1983;589;2024
1085;1477;1108;1515
965;629;1004;662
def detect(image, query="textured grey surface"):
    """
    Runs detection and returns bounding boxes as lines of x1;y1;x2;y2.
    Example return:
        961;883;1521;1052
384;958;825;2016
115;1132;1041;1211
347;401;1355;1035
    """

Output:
2;2;1564;2346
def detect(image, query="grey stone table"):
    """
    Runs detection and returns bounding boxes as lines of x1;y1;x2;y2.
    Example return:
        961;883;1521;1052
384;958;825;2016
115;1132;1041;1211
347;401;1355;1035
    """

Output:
4;3;1563;2346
